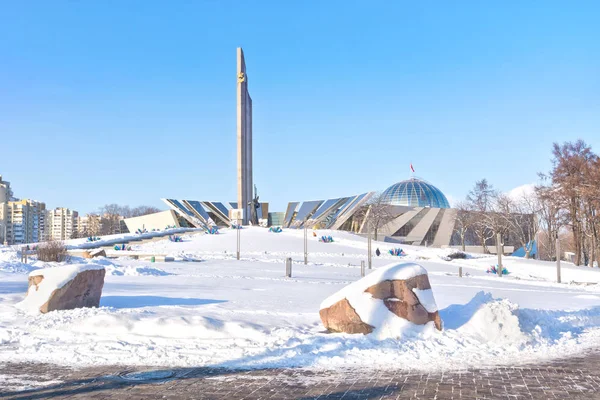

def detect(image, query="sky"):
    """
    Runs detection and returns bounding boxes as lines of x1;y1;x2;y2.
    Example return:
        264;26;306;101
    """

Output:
1;1;599;214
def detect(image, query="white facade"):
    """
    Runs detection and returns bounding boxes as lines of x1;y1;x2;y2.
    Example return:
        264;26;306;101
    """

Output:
48;207;78;241
123;210;180;233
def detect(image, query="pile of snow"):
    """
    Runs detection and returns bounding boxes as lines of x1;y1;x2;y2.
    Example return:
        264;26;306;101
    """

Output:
16;264;105;314
448;292;527;345
0;261;38;274
320;262;439;339
0;248;35;274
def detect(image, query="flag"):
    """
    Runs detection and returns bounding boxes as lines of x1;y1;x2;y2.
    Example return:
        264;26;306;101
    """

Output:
410;163;415;173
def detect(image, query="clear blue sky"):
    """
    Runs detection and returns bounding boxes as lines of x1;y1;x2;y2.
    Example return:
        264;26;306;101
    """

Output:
1;1;598;214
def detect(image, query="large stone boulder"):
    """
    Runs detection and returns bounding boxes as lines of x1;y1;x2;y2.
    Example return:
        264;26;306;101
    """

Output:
319;263;442;338
17;264;106;314
82;249;106;259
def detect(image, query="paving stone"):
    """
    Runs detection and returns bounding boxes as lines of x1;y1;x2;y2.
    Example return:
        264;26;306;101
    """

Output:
2;351;600;399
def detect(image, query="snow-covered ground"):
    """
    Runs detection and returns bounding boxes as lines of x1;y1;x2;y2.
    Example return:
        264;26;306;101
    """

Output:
1;227;600;371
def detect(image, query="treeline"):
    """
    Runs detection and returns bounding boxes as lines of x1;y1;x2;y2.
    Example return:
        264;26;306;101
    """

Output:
537;140;600;266
75;204;161;238
454;179;539;257
454;139;600;266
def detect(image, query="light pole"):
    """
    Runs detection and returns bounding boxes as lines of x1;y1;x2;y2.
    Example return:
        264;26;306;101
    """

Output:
236;224;240;260
556;236;561;283
368;221;372;269
496;232;503;277
304;222;308;265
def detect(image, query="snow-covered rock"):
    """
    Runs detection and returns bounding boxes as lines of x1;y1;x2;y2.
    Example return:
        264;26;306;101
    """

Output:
83;249;106;259
319;262;442;339
16;264;106;314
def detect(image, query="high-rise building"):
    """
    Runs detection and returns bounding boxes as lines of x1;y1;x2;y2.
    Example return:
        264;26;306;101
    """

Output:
48;207;78;241
2;199;46;245
0;202;6;245
0;175;12;244
0;175;12;204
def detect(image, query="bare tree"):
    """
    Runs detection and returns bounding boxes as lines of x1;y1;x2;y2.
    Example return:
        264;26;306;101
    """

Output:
82;213;102;237
548;140;596;265
581;157;600;267
500;192;541;259
119;205;132;218
131;206;161;217
99;204;123;235
95;204;161;235
353;193;397;241
453;201;475;251
535;182;565;261
37;240;69;262
467;179;498;252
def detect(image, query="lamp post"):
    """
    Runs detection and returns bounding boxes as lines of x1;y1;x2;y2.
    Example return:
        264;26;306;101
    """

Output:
367;220;372;269
496;233;503;277
236;224;240;260
556;237;561;283
304;223;308;265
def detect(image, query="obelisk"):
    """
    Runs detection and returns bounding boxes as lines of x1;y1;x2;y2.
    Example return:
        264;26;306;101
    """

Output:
237;48;252;225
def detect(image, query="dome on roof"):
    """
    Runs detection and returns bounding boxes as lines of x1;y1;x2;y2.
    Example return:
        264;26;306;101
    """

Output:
380;178;450;208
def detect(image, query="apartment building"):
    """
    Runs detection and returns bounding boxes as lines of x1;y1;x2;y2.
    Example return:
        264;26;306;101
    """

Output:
2;199;46;245
0;175;12;244
48;207;78;241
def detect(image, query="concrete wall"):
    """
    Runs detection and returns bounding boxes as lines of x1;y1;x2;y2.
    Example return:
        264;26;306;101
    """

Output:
404;208;440;245
123;210;180;233
433;208;457;247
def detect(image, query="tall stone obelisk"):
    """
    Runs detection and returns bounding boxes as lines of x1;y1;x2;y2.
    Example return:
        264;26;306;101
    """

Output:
237;47;252;225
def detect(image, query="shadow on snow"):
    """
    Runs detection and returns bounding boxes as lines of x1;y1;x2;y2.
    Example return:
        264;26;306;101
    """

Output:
100;296;226;309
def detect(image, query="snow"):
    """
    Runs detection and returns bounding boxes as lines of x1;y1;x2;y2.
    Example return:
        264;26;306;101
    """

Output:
104;264;173;276
15;264;105;314
413;288;438;313
0;374;62;392
0;227;600;372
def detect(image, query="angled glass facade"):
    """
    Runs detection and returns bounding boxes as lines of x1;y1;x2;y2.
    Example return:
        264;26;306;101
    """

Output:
183;200;211;222
291;200;323;226
380;178;450;209
284;202;299;227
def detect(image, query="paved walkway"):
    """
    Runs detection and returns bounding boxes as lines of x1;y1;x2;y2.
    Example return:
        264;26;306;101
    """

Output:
2;352;600;399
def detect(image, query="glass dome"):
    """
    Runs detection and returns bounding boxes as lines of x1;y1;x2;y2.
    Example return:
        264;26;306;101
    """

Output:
380;178;450;208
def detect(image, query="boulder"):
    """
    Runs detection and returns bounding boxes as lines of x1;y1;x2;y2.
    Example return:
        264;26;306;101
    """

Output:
18;264;106;314
319;263;442;338
319;298;374;334
82;249;106;259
